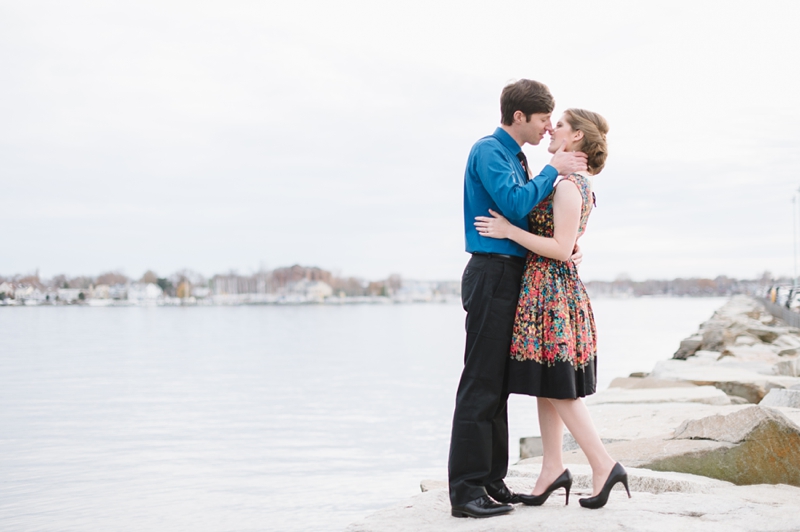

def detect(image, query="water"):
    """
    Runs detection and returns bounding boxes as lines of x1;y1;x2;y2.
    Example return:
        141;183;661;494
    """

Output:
0;297;726;531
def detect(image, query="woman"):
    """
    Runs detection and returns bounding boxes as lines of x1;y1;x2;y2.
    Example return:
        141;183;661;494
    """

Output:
474;108;629;509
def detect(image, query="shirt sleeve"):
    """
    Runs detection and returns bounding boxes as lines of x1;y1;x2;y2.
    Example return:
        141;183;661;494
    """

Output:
474;143;558;219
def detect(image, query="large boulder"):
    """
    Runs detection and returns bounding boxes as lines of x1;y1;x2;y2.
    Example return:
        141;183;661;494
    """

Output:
645;406;800;486
673;335;703;359
582;402;749;441
649;358;800;403
519;436;543;459
775;358;799;377
760;388;800;408
517;402;752;463
519;398;736;459
525;406;800;488
745;325;783;343
702;326;734;351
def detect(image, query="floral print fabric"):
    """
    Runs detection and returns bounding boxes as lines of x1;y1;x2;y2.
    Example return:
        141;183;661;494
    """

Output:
509;173;597;368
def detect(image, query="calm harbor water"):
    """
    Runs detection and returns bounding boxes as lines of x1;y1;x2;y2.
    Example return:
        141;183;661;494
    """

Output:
0;297;726;531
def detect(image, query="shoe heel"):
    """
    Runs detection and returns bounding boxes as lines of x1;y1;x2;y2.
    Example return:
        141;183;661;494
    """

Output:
621;474;631;498
451;510;466;518
564;484;570;506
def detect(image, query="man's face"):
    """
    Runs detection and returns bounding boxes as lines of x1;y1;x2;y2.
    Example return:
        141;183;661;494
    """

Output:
516;112;552;146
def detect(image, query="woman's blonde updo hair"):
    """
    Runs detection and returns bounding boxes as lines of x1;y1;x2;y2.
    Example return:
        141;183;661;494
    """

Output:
564;108;609;175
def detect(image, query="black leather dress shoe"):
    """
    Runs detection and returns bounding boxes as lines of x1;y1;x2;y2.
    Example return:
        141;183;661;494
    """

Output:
486;483;523;504
451;496;514;518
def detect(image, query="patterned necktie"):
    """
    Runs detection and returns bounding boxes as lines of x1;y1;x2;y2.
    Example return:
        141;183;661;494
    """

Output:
516;151;529;181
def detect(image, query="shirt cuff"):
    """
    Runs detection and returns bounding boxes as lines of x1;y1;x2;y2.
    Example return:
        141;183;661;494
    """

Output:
542;164;558;178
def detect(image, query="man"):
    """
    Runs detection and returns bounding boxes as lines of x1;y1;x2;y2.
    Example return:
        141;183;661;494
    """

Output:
449;79;587;518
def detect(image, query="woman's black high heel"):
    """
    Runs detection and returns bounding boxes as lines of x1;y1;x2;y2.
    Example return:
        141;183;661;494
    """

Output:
518;469;573;506
579;462;631;509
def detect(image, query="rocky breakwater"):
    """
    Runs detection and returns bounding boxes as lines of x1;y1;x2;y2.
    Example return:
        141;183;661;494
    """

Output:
346;296;800;531
663;294;800;403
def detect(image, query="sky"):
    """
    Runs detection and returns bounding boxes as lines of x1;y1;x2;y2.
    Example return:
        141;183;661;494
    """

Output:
2;0;800;282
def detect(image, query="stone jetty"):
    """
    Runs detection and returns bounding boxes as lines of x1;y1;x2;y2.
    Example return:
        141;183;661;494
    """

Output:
346;296;800;531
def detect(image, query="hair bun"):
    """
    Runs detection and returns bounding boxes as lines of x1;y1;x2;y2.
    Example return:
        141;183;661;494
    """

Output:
564;108;609;174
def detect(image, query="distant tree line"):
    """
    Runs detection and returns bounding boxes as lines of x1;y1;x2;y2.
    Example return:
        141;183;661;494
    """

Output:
1;268;786;301
584;272;779;297
0;265;407;299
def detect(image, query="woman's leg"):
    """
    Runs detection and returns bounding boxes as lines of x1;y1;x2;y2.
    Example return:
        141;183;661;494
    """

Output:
548;398;616;495
531;397;566;494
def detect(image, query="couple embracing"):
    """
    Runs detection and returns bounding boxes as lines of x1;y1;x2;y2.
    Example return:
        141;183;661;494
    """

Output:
448;79;629;518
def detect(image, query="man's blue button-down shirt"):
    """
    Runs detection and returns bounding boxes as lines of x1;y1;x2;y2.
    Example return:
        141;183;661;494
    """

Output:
463;127;558;257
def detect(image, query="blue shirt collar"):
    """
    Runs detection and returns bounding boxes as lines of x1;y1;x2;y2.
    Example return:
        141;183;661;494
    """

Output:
491;127;522;155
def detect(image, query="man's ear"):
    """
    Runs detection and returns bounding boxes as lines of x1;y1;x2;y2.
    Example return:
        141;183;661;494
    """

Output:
513;110;525;124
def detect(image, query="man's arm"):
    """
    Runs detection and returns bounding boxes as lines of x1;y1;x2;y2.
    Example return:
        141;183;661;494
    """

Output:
474;143;557;220
474;142;589;220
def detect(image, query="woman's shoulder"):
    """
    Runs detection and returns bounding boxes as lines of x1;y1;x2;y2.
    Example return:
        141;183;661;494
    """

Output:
554;173;591;190
560;173;592;194
564;172;592;185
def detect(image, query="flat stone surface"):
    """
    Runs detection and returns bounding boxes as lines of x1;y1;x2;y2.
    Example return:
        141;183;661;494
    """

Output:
519;437;732;469
348;467;800;532
718;344;783;367
585;386;731;406
649;359;800;403
420;479;446;492
507;464;731;494
581;402;750;442
519;403;753;459
608;377;696;389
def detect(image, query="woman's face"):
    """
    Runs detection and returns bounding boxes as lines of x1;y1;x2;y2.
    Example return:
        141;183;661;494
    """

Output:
547;114;582;154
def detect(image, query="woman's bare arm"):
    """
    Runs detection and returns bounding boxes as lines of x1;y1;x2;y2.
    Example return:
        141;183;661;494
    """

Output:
474;180;583;261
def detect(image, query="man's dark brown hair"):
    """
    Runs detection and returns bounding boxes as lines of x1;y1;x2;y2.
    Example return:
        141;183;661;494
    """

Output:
500;79;555;126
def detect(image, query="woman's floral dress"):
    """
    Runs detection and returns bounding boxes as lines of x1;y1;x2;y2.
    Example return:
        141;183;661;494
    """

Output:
507;173;597;399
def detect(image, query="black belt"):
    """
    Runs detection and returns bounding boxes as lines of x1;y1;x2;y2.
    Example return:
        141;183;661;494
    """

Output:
471;252;525;263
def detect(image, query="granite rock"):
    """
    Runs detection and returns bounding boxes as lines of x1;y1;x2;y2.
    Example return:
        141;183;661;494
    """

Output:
519;436;543;459
745;325;782;343
673;334;703;359
348;467;800;532
585;386;731;406
759;388;800;408
649;358;800;403
646;406;800;486
608;376;696;389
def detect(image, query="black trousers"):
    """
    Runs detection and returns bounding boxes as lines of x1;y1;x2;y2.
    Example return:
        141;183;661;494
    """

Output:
448;254;525;505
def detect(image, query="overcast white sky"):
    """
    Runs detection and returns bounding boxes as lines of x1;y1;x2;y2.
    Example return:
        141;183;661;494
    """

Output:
2;0;800;282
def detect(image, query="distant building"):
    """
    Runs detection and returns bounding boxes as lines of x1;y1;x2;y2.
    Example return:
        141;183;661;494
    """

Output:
108;284;127;300
192;286;211;298
127;283;164;303
14;285;48;305
90;284;111;299
0;282;14;298
304;281;333;302
58;288;84;302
